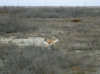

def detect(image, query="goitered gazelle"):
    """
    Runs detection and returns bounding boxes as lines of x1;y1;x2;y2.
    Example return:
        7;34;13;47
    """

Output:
44;39;59;47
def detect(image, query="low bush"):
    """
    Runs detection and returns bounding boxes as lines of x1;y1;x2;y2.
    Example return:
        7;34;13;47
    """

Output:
71;18;82;22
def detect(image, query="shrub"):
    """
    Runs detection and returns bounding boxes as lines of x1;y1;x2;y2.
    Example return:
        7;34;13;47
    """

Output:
71;18;82;22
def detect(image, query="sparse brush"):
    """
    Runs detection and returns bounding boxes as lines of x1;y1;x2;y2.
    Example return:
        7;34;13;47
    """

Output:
0;45;95;74
0;15;30;35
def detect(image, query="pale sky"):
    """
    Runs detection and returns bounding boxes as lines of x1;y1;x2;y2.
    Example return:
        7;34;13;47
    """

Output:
0;0;100;6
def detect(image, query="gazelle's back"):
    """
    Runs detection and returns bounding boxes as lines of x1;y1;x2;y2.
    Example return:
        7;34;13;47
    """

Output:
45;39;59;47
47;40;55;44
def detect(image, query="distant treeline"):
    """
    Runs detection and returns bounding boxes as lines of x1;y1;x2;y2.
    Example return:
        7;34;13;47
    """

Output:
0;6;100;18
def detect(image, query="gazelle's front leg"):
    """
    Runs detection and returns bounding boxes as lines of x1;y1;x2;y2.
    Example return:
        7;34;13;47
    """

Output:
54;43;55;47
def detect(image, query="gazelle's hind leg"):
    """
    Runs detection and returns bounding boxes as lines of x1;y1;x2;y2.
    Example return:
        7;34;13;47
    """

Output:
54;43;55;47
51;44;57;51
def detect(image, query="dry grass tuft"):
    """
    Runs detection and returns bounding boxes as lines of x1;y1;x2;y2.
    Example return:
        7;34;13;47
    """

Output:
69;66;85;74
59;18;68;22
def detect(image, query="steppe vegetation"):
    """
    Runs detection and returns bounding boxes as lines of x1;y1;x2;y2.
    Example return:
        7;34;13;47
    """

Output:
0;6;100;74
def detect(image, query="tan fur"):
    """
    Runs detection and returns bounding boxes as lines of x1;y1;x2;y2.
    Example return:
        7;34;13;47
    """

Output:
47;40;56;44
45;39;59;47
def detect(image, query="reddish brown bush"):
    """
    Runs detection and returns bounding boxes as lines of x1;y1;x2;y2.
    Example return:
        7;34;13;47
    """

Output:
71;18;82;22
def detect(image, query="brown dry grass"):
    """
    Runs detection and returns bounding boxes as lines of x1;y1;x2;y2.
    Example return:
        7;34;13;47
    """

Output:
59;18;68;22
68;32;80;38
69;66;85;74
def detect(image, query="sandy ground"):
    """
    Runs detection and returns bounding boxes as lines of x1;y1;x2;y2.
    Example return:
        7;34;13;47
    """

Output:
0;36;45;47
